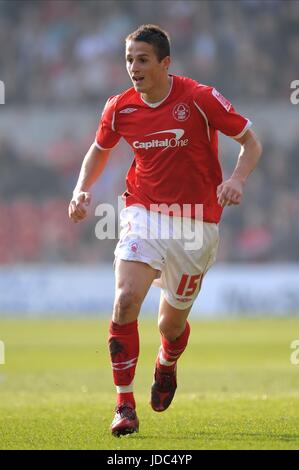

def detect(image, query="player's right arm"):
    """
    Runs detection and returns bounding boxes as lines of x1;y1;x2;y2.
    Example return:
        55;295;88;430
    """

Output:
68;143;111;223
69;95;120;223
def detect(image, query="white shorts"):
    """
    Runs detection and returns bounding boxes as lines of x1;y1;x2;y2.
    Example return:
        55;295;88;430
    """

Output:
114;205;219;310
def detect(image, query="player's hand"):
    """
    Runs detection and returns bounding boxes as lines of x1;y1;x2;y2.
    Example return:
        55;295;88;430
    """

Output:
68;191;91;223
217;177;243;208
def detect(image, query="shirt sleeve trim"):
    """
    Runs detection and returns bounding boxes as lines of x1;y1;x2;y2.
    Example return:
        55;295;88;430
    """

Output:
230;119;252;139
111;111;116;132
94;140;117;151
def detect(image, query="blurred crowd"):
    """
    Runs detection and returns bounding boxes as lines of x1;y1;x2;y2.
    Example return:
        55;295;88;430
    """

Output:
0;0;298;104
1;128;299;265
0;0;298;265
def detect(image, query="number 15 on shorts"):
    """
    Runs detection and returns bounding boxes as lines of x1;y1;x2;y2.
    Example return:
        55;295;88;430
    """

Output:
176;273;203;297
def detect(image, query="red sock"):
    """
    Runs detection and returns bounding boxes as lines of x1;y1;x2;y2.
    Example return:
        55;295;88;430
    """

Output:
157;321;190;372
108;320;139;409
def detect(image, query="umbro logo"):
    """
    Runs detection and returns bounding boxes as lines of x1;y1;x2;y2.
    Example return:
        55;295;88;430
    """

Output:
119;107;138;114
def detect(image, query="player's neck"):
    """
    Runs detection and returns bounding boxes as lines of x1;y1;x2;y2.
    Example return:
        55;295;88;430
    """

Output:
141;75;172;104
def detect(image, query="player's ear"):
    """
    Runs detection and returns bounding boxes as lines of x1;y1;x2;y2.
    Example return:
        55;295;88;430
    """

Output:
162;56;171;70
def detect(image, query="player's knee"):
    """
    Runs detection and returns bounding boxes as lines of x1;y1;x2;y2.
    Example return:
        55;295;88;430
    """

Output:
113;289;142;323
158;317;184;342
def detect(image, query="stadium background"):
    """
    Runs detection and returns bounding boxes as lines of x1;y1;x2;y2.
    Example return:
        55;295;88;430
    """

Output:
1;0;299;315
0;0;299;450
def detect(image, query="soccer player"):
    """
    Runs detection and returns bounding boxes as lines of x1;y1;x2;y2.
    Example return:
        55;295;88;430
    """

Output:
68;25;262;437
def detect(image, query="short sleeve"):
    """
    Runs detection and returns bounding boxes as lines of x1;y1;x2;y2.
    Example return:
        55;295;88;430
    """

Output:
95;96;121;150
194;86;252;138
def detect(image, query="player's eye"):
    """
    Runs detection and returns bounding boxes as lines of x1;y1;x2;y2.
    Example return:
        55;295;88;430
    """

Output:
126;57;147;65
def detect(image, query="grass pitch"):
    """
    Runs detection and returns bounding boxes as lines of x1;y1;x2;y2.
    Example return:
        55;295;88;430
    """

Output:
0;317;299;450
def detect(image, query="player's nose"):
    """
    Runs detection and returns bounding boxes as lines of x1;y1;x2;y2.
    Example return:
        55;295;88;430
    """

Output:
131;60;139;73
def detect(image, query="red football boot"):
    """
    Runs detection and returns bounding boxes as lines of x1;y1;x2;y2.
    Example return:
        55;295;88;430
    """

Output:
150;364;177;412
111;404;139;437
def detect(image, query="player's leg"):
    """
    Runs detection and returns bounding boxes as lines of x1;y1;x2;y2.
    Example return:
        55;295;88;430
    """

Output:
158;294;191;341
150;221;219;412
150;295;191;412
110;258;159;436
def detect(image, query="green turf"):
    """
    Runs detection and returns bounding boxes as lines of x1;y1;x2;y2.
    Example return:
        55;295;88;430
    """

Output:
0;317;299;450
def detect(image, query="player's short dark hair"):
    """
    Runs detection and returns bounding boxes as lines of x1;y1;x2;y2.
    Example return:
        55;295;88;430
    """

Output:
126;24;170;62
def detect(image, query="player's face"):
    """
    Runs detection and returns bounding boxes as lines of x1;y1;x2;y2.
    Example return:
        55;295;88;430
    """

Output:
126;40;170;96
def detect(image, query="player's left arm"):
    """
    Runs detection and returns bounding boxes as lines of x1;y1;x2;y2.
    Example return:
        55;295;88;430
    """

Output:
217;129;262;207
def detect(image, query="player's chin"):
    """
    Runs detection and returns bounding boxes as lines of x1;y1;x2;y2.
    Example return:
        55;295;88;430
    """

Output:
133;80;146;91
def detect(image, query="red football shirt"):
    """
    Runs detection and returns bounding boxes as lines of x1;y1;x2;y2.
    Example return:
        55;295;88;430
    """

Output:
95;75;251;222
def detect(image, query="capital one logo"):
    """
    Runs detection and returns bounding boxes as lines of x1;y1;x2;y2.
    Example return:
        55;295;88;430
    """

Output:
133;129;189;151
0;80;4;104
0;341;4;365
